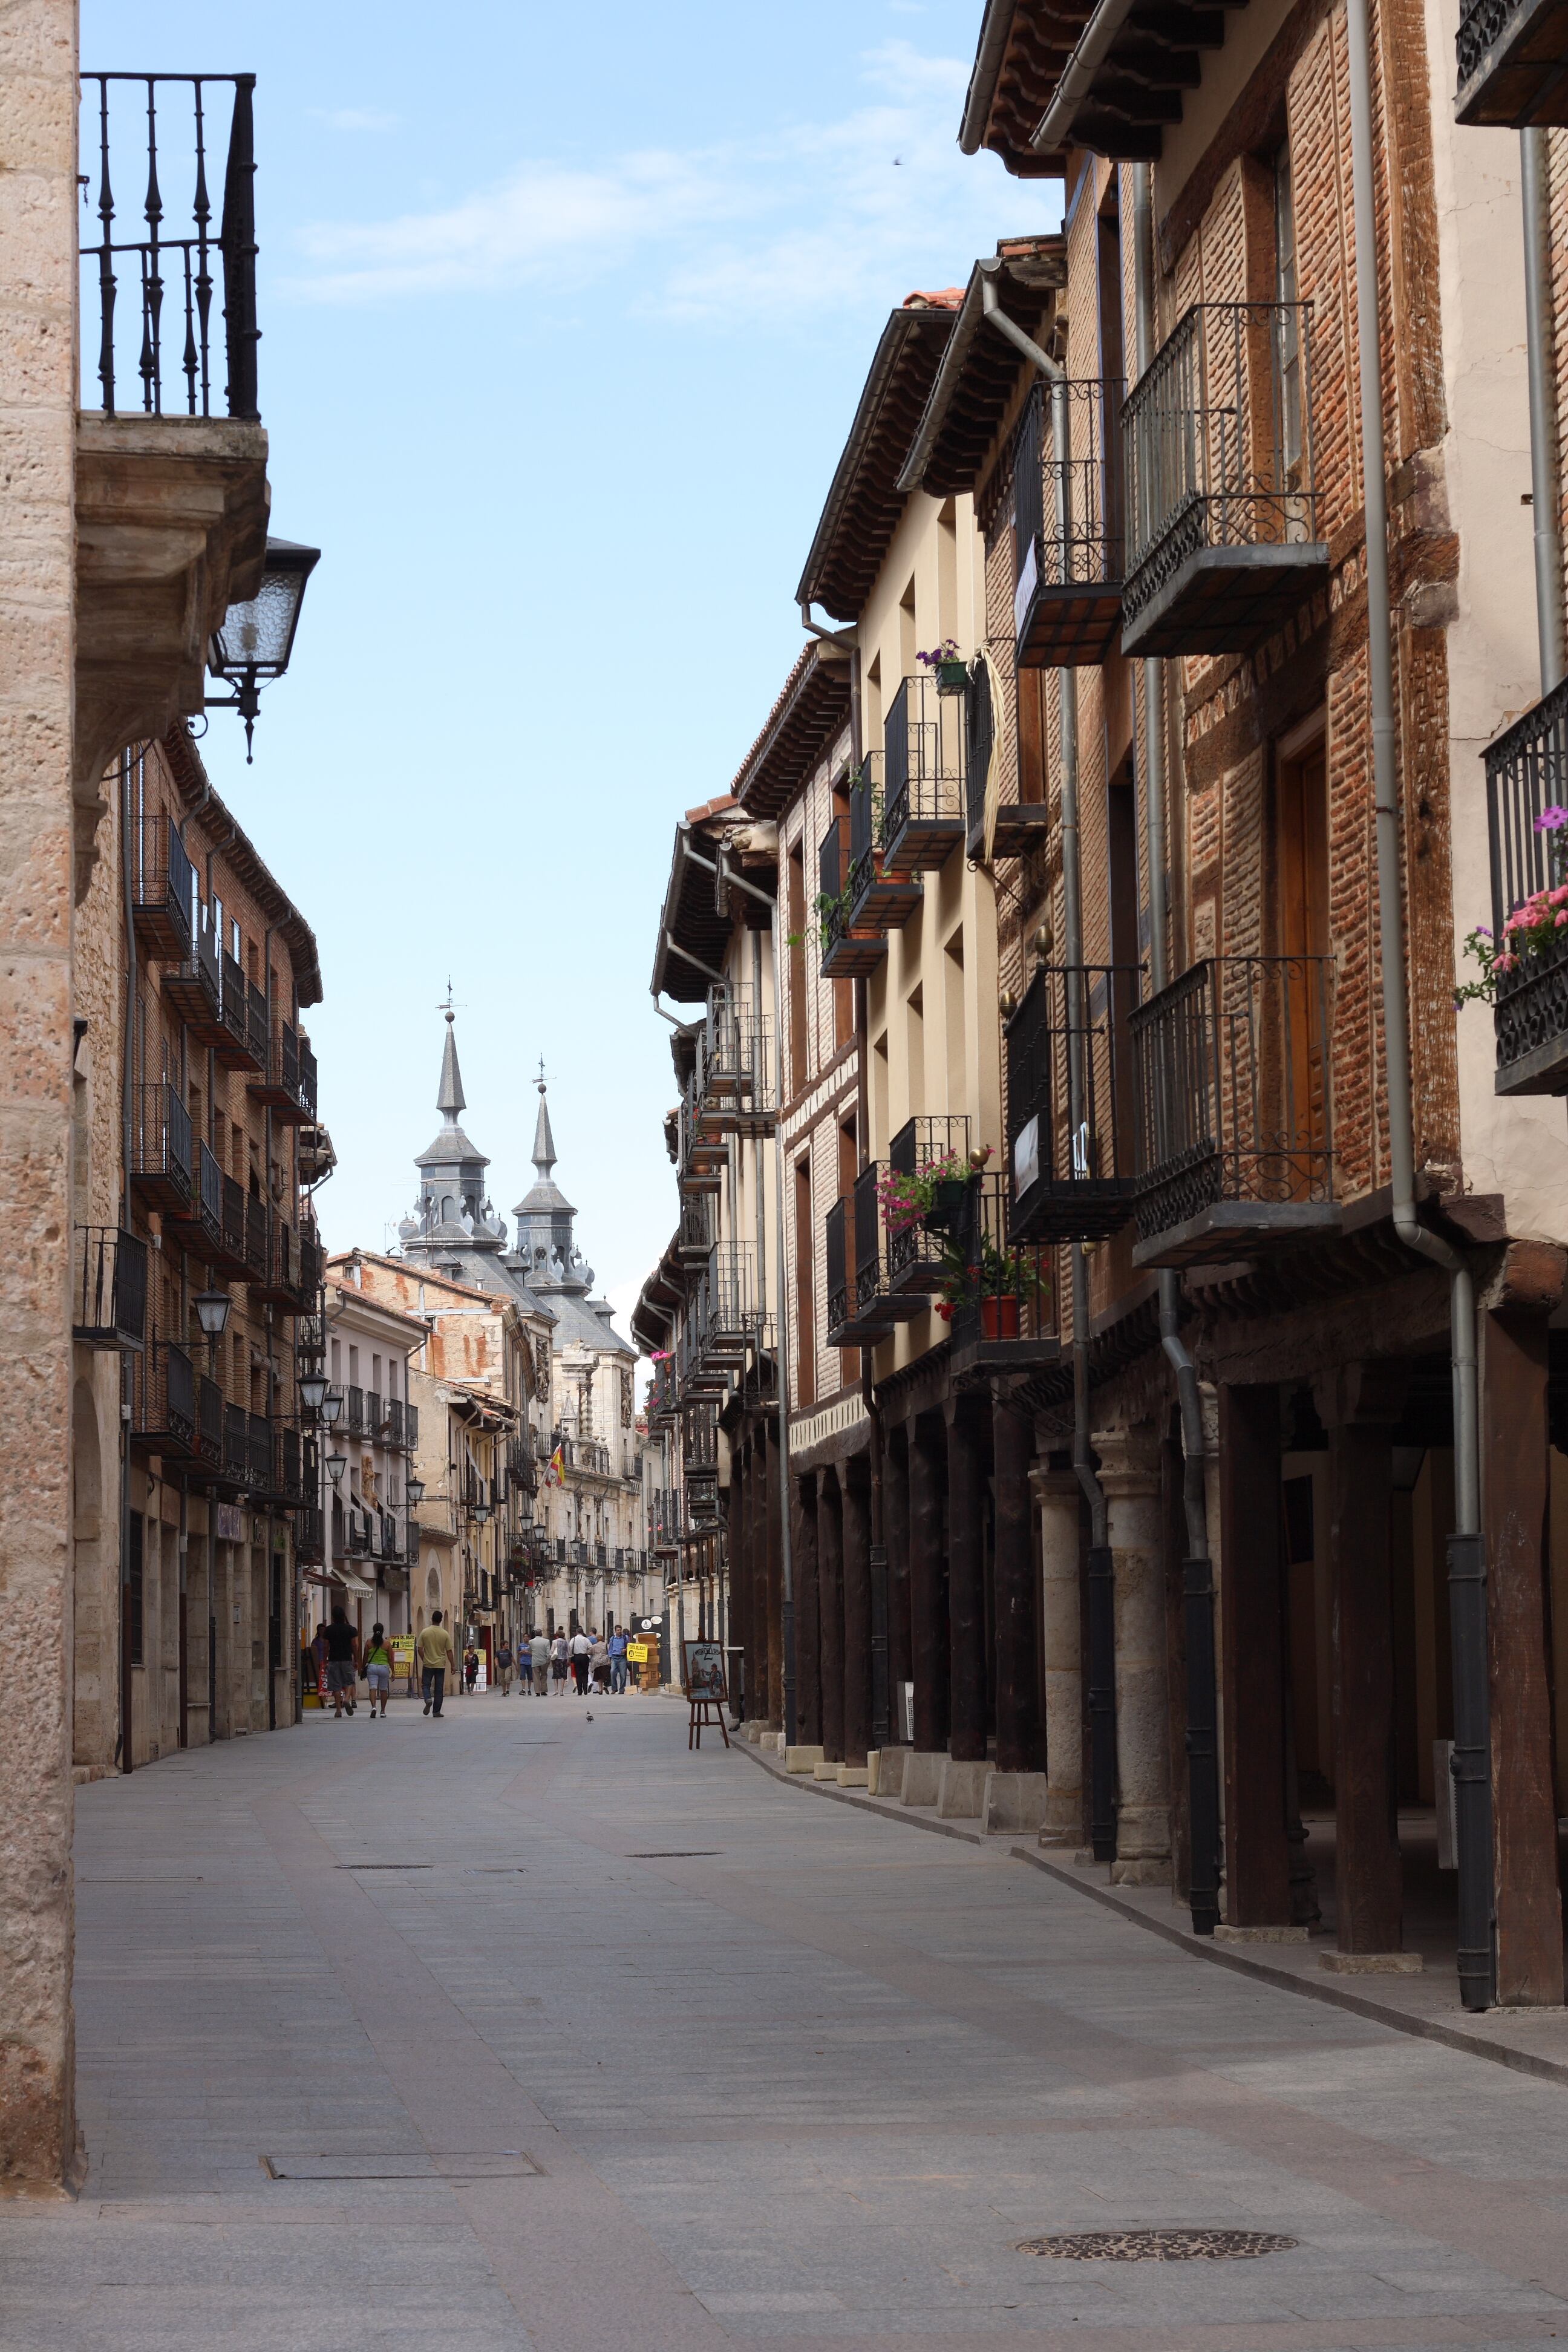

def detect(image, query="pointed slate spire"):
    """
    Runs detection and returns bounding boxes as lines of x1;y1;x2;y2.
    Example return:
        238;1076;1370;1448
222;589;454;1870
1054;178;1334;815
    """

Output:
438;1008;465;1123
531;1062;556;1177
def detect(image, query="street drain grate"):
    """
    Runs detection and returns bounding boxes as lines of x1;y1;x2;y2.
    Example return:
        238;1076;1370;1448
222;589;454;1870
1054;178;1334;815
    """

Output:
1018;2229;1298;2262
624;1851;722;1859
263;2151;544;2181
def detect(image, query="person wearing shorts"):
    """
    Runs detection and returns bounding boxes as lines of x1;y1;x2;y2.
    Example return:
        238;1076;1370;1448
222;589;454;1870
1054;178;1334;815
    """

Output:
363;1622;392;1718
323;1607;359;1719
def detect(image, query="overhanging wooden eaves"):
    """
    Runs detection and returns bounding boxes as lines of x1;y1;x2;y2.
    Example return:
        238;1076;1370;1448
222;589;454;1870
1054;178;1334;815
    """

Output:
961;0;1247;169
898;239;1067;503
730;642;852;823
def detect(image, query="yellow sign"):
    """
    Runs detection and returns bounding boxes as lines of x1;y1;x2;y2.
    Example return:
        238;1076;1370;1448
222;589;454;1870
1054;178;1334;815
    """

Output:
627;1642;649;1664
390;1636;415;1675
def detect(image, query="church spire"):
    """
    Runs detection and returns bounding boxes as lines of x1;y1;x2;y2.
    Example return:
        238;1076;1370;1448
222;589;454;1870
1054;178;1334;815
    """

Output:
531;1057;556;1177
437;1001;465;1122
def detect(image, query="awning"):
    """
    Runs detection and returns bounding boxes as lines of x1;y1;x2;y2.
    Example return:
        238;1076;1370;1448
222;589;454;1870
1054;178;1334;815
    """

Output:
334;1571;374;1598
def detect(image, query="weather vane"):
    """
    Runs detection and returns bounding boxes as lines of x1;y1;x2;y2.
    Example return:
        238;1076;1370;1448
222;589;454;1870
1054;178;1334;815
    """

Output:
537;1056;547;1094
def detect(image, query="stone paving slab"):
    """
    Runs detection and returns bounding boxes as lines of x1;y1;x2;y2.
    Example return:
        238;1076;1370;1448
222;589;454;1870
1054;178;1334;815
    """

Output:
1;1699;1567;2348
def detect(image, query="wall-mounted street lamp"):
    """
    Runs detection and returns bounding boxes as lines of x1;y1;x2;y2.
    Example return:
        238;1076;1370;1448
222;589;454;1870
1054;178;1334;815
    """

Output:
298;1369;328;1417
325;1451;348;1492
207;538;321;761
321;1389;344;1427
194;1290;232;1352
407;1475;426;1507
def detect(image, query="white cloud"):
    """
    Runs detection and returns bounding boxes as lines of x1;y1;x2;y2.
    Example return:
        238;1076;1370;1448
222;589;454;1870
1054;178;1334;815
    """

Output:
286;41;1039;319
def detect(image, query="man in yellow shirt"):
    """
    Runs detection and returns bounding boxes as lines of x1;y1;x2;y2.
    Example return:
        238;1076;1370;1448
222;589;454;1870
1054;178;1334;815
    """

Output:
414;1610;456;1717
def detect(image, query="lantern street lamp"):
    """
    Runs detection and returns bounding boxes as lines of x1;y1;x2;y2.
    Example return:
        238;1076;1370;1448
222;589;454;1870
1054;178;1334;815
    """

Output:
321;1389;344;1427
407;1475;426;1508
207;538;321;760
193;1289;232;1344
325;1451;348;1491
474;1501;492;1527
298;1369;328;1418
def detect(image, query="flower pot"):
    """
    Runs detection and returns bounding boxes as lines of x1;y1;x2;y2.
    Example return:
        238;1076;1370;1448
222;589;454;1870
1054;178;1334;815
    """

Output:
981;1295;1020;1341
935;658;969;696
923;1177;970;1231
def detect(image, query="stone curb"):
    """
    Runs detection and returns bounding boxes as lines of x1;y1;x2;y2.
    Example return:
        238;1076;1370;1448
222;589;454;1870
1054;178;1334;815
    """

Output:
734;1734;1568;2091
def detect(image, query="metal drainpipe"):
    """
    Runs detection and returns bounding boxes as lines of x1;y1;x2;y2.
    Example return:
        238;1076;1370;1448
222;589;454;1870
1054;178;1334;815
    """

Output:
1344;0;1491;2005
771;891;798;1746
1522;129;1566;696
982;273;1122;1865
119;751;139;1773
1133;162;1221;1933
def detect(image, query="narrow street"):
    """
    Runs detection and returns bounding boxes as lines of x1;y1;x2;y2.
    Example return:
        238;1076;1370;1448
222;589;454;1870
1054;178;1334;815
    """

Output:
3;1705;1568;2350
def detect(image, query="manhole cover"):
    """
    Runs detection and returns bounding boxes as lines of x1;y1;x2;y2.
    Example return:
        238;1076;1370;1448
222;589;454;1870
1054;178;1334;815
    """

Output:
1018;2229;1298;2262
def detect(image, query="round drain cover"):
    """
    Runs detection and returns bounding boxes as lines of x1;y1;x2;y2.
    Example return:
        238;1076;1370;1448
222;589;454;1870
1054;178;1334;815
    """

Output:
1018;2229;1298;2262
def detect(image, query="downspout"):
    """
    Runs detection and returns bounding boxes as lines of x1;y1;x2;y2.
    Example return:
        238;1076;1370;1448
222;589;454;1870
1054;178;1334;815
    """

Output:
981;274;1119;1863
1344;0;1492;2007
1131;164;1222;1933
847;642;890;1755
119;751;139;1773
1521;129;1566;694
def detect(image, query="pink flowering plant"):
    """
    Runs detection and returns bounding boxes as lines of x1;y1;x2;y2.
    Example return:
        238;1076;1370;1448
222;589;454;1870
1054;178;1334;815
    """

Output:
1455;806;1568;1006
875;1145;992;1238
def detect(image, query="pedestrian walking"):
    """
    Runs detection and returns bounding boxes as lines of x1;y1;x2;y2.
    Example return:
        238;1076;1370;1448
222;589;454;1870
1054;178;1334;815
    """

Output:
608;1625;629;1695
529;1627;550;1697
322;1606;359;1720
495;1639;514;1696
463;1642;480;1694
570;1625;592;1696
415;1610;454;1717
362;1622;393;1718
550;1632;570;1695
588;1633;610;1694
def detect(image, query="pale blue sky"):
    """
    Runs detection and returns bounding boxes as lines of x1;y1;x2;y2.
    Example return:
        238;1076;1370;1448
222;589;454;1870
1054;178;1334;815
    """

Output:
83;1;1053;1334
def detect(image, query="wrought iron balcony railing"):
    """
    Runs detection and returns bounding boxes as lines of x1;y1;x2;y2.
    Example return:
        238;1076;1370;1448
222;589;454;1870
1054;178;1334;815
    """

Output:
704;1242;764;1365
249;1021;318;1123
825;1165;924;1347
1455;0;1568;122
1129;954;1338;1266
217;949;264;1073
886;1116;970;1293
948;1174;1060;1372
163;900;226;1046
1007;965;1143;1243
1485;676;1568;1093
347;1385;365;1436
73;1225;148;1351
818;780;900;980
961;658;1048;863
1122;303;1327;658
697;985;777;1134
80;73;258;420
129;1079;194;1212
881;673;967;877
130;1338;198;1456
1012;375;1125;667
127;810;195;963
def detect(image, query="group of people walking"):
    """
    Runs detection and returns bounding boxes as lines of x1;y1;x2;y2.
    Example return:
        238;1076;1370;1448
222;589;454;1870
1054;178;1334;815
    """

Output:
307;1608;636;1720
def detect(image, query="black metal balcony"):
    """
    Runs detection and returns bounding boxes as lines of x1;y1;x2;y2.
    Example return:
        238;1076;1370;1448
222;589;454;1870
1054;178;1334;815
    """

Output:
1121;304;1328;659
819;771;916;977
404;1400;419;1451
1455;0;1568;119
1007;965;1142;1243
948;1175;1060;1374
387;1397;406;1450
79;74;258;420
243;1192;267;1284
677;1191;713;1263
1012;376;1125;668
697;986;776;1135
195;1373;223;1471
886;1116;972;1293
163;1138;234;1267
1485;677;1568;1093
962;658;1048;863
825;1165;925;1347
216;949;263;1073
73;1224;149;1352
252;1210;300;1308
127;811;194;962
704;1243;765;1367
881;673;966;878
130;1339;198;1457
163;903;226;1046
347;1385;365;1436
1129;955;1339;1267
295;1503;325;1566
129;1079;193;1212
676;1085;725;1195
249;1021;318;1123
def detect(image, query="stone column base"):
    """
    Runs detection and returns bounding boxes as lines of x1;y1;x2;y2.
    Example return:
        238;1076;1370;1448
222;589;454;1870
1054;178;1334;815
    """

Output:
900;1749;946;1807
981;1771;1050;1837
1319;1949;1423;1975
811;1759;840;1780
1111;1857;1173;1887
1214;1922;1312;1945
785;1743;824;1774
866;1749;902;1795
936;1757;989;1818
837;1765;869;1788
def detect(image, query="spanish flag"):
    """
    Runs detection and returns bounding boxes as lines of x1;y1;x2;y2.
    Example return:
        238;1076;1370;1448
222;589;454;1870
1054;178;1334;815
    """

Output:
546;1443;565;1488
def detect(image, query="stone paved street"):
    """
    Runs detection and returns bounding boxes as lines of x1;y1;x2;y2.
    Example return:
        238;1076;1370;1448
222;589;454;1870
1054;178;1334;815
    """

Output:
4;1698;1568;2350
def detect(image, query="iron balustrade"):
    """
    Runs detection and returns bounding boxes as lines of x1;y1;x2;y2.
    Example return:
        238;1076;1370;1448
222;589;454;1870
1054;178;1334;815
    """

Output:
1011;376;1126;664
295;1503;324;1566
243;1194;267;1281
220;1168;246;1269
706;1242;763;1358
1129;955;1335;1251
222;1400;247;1483
1484;676;1568;1091
131;1338;197;1454
347;1386;365;1436
127;810;195;962
678;1192;713;1258
1454;0;1568;120
129;1079;194;1209
948;1174;1059;1361
387;1397;405;1449
882;673;967;875
825;1195;851;1339
1006;965;1143;1242
886;1116;971;1290
73;1226;148;1351
964;662;994;848
404;1400;418;1450
1122;303;1324;652
80;73;258;419
699;985;777;1125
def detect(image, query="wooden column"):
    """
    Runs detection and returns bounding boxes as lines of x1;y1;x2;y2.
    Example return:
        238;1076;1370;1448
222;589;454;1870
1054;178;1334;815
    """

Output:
818;1469;846;1763
841;1466;872;1767
727;1442;750;1716
793;1474;822;1745
765;1417;784;1729
993;1394;1042;1774
1318;1362;1404;1957
750;1422;773;1727
946;1399;988;1763
908;1413;948;1754
1218;1383;1292;1926
885;1423;912;1720
1096;1425;1170;1885
1481;1299;1565;2005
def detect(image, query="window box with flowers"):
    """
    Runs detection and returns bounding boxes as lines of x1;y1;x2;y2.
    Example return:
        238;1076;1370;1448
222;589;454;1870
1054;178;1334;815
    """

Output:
916;638;970;697
1460;798;1568;1095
